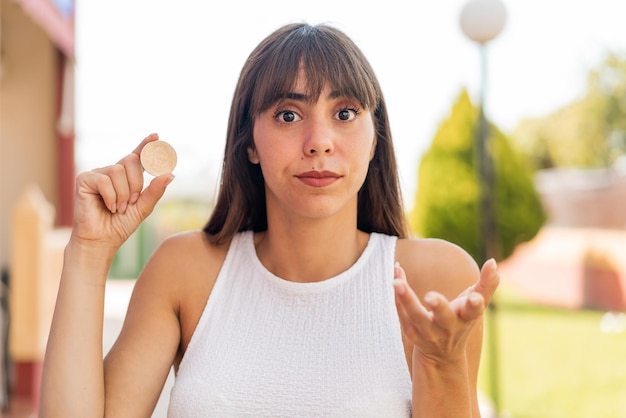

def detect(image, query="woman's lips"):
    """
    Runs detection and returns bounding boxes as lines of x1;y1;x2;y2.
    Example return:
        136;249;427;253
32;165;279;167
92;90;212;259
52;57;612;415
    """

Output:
296;170;341;187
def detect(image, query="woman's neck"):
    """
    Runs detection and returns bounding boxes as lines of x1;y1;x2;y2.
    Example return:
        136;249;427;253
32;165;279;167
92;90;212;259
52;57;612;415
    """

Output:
254;218;369;283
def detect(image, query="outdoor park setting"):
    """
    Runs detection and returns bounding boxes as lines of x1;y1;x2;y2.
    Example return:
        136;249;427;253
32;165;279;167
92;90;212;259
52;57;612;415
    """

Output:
478;282;626;417
2;0;626;417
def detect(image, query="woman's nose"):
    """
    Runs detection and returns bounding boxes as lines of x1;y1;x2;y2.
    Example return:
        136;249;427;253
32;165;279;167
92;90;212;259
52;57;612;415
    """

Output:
303;119;334;156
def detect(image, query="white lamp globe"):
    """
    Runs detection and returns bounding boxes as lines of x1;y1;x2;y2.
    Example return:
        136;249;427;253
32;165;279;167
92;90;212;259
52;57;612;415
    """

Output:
459;0;507;44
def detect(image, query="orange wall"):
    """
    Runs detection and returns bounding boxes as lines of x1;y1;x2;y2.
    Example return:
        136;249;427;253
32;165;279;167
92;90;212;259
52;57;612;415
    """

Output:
0;0;59;269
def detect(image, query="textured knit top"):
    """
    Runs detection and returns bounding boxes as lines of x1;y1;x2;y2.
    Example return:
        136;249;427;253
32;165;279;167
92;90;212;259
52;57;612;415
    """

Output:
167;231;412;417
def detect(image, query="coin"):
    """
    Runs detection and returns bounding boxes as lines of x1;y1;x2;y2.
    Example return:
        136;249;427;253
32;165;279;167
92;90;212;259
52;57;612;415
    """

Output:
140;141;177;176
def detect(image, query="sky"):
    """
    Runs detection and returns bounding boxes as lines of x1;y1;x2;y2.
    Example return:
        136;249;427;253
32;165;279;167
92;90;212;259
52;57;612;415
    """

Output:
75;0;626;207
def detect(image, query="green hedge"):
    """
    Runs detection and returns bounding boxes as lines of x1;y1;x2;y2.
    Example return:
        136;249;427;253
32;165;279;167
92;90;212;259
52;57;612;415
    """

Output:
410;90;546;262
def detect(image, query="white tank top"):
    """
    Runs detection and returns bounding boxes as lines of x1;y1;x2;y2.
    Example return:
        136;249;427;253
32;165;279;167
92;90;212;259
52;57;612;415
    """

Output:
167;231;412;417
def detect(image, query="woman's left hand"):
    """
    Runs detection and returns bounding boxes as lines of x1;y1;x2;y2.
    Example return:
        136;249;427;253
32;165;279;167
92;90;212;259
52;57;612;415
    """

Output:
393;259;499;362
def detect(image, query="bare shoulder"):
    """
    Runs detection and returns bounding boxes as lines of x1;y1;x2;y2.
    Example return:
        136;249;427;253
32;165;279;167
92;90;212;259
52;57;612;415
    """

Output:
149;229;228;269
132;229;228;299
150;230;228;273
138;229;230;301
135;229;231;352
395;237;480;300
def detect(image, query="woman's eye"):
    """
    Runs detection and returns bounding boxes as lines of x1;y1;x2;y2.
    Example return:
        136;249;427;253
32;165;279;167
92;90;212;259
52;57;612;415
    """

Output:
275;110;301;123
335;108;359;121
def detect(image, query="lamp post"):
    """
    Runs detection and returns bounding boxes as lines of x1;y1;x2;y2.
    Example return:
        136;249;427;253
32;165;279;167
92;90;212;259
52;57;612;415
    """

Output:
459;0;506;415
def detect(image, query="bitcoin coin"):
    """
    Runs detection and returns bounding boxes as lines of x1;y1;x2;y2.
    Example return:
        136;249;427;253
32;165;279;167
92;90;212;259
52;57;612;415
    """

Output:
140;141;177;176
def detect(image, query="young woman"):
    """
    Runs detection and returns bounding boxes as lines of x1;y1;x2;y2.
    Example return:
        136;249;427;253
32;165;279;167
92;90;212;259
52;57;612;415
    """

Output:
40;23;499;417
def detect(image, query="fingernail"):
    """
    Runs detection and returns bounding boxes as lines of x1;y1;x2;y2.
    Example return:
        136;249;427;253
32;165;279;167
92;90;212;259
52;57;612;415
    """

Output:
424;293;437;306
394;261;401;277
469;293;482;306
393;278;405;295
118;201;128;214
130;192;140;204
110;202;117;213
164;174;175;187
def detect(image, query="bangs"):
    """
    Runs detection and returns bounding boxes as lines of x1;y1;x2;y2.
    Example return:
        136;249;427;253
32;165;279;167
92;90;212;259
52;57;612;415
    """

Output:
248;24;380;116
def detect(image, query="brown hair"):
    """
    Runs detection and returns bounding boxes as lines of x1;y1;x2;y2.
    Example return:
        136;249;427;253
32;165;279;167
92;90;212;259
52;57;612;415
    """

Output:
204;23;408;243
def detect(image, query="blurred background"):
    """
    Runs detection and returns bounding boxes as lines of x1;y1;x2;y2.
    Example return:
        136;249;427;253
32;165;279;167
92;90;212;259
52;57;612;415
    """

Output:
1;0;625;417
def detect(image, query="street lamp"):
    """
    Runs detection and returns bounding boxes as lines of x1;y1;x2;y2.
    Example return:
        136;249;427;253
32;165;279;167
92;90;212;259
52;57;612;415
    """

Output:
459;0;507;415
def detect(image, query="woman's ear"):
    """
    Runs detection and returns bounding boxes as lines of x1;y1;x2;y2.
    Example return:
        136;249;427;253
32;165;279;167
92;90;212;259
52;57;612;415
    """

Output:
247;146;260;164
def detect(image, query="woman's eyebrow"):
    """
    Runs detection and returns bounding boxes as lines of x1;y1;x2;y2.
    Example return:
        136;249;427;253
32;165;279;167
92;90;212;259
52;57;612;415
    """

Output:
281;90;345;102
282;92;308;101
327;90;343;100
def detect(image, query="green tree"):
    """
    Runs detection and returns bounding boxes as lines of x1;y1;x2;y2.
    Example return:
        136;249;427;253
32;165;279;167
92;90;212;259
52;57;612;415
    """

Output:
410;90;546;262
584;52;626;164
513;51;626;169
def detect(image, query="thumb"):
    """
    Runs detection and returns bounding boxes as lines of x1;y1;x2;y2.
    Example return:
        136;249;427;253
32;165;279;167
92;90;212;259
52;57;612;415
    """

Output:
473;258;499;306
135;174;175;218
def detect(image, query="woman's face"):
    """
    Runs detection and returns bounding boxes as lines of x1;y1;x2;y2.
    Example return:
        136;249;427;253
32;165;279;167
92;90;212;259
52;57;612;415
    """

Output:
249;71;376;223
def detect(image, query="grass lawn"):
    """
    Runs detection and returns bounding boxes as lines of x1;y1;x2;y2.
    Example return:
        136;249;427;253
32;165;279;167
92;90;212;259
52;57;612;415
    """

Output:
478;284;626;418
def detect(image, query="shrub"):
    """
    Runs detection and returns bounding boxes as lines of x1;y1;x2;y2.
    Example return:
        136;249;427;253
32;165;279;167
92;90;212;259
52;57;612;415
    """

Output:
410;89;546;262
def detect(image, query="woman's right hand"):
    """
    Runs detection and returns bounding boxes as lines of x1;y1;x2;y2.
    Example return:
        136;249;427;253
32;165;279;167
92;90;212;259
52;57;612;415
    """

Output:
71;133;175;251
